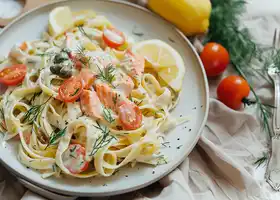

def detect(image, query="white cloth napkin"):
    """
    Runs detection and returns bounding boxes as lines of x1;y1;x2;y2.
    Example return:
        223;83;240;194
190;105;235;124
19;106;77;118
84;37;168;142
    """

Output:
0;0;280;199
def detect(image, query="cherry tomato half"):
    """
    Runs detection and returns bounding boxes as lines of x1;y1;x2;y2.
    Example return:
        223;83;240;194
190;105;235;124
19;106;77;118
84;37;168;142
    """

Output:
103;28;125;49
58;76;83;102
63;144;89;174
117;101;142;130
0;64;27;86
200;42;230;77
217;75;250;110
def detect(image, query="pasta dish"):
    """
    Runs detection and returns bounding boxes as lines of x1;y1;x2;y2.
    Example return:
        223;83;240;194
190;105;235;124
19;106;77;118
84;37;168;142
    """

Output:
0;7;186;178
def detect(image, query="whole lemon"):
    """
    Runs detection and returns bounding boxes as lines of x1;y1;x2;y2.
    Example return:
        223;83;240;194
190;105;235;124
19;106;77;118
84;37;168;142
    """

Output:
147;0;211;36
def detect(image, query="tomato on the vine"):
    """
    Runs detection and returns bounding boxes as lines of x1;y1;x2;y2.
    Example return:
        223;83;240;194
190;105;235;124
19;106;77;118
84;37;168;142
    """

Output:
200;42;230;77
217;75;250;110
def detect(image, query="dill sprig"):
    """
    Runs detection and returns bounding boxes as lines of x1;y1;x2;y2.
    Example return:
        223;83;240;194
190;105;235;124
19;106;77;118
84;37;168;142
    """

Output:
103;107;115;123
0;108;7;132
90;121;115;156
46;127;67;148
254;152;269;168
30;91;42;103
78;26;93;42
96;63;116;86
70;88;80;97
75;45;91;67
36;52;56;57
22;96;52;124
156;155;168;165
206;0;275;137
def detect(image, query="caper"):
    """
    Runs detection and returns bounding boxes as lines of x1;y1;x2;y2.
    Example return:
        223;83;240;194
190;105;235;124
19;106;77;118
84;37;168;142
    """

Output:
59;66;73;78
50;65;62;74
53;52;69;64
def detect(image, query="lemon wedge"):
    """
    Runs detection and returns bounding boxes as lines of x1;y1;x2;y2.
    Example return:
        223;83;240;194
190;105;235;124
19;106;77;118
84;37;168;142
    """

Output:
48;6;74;36
133;40;185;92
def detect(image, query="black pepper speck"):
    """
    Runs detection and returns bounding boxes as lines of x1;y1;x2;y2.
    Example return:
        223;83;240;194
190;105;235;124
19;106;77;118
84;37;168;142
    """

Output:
189;129;191;132
125;175;128;177
152;171;155;174
177;138;180;141
177;145;182;149
180;115;182;117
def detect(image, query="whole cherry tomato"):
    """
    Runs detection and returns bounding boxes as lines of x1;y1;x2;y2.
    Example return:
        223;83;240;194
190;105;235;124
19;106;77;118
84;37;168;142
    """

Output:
217;75;250;110
200;42;230;77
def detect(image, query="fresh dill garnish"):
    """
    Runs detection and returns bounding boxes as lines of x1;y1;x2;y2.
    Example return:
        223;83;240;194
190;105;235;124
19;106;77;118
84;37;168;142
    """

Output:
75;45;91;67
136;100;143;106
161;142;170;147
206;0;274;137
0;108;7;132
96;63;116;86
254;152;269;168
22;96;52;124
48;127;67;146
156;155;168;165
30;91;42;103
78;26;93;42
90;121;115;156
103;107;115;123
70;145;77;153
36;52;56;57
69;154;77;159
70;88;80;96
128;94;133;102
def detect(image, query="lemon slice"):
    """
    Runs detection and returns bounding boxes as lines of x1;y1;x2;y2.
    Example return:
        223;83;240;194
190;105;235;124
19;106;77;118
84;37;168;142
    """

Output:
133;39;185;92
48;6;74;36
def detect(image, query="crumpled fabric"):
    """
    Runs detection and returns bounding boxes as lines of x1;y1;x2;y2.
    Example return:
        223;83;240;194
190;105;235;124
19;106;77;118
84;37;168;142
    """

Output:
0;0;280;199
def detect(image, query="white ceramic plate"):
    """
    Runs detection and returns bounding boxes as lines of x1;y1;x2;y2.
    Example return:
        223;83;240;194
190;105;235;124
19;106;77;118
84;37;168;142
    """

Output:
0;0;209;197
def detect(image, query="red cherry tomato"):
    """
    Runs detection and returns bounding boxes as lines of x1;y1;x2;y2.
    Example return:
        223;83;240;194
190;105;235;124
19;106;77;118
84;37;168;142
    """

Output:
58;76;83;102
217;75;250;110
117;101;142;130
103;28;125;49
0;64;27;86
62;144;89;174
200;42;230;77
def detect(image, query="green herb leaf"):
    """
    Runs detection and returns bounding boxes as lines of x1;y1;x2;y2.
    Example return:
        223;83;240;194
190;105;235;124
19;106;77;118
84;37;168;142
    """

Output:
96;63;116;86
70;88;80;96
103;107;115;123
90;121;115;156
48;127;67;146
254;152;269;168
23;96;52;124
